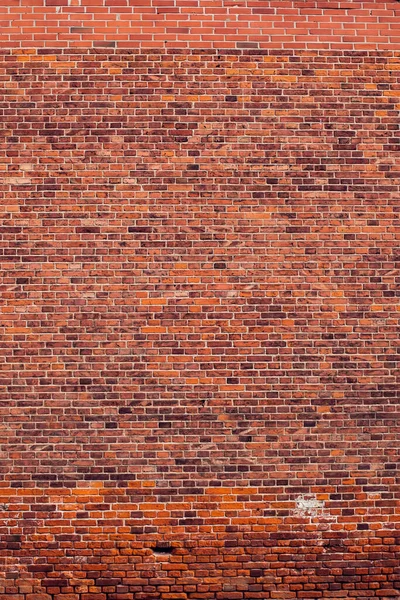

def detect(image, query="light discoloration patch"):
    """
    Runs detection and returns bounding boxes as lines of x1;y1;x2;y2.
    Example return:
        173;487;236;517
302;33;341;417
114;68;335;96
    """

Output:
295;494;325;518
5;177;31;185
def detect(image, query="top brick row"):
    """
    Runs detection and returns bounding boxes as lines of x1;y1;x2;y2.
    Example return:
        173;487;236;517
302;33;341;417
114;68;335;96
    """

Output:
1;0;399;49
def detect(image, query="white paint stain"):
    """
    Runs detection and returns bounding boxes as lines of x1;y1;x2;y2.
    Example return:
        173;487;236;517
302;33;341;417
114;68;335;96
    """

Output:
295;494;325;518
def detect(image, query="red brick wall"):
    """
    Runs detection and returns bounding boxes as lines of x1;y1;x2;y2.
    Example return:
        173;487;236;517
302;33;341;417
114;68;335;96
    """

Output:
1;2;400;600
0;0;400;50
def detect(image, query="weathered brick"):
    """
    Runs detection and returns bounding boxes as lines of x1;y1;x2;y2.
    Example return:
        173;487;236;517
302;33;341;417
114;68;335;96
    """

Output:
1;1;400;599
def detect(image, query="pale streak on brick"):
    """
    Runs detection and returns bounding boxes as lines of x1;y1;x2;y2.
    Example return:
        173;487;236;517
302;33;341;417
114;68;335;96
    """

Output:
6;177;31;185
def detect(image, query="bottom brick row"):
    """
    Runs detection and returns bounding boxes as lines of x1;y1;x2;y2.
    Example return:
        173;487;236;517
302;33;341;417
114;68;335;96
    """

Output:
2;531;400;599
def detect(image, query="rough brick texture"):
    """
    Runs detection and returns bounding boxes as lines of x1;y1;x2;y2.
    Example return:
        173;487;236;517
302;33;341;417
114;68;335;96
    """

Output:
1;2;400;600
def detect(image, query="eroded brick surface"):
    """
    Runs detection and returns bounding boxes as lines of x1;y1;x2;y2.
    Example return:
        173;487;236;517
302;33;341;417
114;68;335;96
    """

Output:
0;35;400;600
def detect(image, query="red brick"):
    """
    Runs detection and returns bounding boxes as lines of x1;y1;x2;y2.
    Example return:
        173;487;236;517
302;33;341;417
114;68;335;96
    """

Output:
1;1;400;599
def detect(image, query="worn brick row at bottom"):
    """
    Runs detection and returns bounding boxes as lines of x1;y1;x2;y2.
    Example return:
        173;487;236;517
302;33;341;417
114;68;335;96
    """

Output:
1;531;400;599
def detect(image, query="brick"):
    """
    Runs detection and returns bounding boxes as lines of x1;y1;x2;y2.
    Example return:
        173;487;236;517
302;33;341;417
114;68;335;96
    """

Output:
1;1;400;599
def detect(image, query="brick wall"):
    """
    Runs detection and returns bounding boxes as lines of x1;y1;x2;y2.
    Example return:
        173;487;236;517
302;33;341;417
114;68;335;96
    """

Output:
0;1;400;50
1;2;400;600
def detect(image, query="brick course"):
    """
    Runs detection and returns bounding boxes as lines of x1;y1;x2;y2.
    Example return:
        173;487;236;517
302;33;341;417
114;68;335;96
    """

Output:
1;1;400;599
